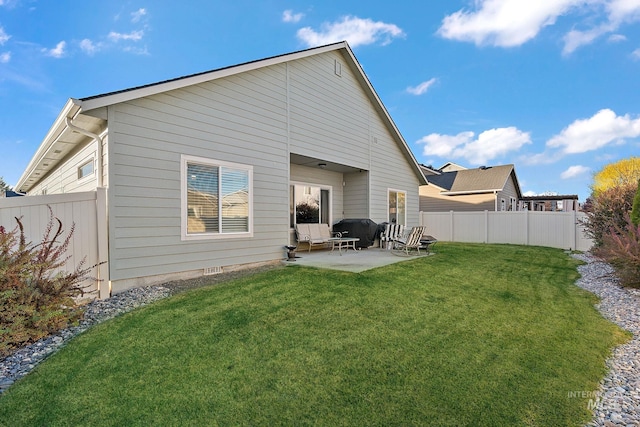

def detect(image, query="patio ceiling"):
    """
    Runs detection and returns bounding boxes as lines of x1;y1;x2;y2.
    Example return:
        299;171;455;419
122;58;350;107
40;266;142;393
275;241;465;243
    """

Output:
290;153;363;174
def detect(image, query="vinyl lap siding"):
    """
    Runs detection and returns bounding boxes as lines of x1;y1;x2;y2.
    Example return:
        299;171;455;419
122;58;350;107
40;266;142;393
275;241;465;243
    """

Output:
288;51;419;225
497;174;519;209
108;64;290;282
343;171;369;218
288;52;370;170
369;120;420;225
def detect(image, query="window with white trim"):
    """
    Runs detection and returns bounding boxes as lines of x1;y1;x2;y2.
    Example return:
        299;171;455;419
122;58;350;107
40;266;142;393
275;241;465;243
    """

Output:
388;189;406;226
77;159;94;180
181;155;253;239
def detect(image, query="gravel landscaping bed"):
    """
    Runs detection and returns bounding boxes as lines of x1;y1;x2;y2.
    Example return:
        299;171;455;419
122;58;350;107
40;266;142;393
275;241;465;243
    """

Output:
572;253;640;426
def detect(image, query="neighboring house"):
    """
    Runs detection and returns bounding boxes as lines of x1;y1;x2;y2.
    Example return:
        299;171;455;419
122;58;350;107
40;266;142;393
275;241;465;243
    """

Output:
419;164;522;212
14;41;427;295
520;194;580;212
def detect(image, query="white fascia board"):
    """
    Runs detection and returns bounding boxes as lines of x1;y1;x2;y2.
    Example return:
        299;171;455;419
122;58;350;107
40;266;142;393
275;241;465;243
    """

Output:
78;42;349;112
16;99;82;191
441;189;502;196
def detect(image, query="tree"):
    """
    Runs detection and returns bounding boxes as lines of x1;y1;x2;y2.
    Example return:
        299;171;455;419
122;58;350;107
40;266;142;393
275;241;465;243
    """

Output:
632;179;640;227
0;176;10;192
582;182;636;246
591;157;640;197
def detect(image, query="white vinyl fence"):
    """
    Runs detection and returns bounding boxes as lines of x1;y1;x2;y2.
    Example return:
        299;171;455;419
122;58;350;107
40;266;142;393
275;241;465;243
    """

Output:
420;210;593;252
0;189;109;298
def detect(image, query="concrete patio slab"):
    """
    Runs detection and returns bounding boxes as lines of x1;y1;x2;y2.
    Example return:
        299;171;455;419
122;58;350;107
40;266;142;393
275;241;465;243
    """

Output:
283;247;431;273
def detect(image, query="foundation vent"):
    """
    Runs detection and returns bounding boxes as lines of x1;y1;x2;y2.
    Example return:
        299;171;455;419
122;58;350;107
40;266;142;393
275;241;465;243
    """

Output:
204;266;223;275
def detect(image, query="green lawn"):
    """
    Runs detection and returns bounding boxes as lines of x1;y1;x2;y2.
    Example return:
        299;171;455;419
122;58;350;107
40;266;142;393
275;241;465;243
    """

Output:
0;243;628;426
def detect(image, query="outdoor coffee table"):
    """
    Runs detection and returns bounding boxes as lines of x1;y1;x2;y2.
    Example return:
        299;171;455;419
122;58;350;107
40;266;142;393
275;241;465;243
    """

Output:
328;237;360;255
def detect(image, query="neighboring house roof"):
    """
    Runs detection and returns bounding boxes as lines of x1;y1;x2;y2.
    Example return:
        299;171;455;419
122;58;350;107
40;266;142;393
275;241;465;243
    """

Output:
438;162;467;172
17;41;426;192
426;164;522;197
419;164;440;176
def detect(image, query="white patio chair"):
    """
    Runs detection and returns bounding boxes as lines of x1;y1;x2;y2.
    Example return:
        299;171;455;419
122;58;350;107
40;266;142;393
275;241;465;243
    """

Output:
391;226;427;256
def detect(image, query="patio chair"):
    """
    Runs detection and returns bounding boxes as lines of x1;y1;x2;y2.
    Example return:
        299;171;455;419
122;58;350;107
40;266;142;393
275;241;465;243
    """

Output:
380;223;405;249
391;226;427;256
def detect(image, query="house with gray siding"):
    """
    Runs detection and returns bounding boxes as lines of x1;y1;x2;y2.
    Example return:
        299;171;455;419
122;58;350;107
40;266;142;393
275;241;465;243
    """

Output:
419;164;522;212
15;41;426;295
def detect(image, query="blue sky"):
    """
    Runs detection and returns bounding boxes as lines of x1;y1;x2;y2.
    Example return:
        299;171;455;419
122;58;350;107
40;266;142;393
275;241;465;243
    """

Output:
1;1;639;201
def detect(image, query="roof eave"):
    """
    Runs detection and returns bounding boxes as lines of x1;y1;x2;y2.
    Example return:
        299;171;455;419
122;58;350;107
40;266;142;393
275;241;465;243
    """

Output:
441;189;502;196
16;99;83;192
78;42;350;111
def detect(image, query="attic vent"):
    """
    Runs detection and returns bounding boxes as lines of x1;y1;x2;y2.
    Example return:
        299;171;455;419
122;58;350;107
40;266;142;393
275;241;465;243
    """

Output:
204;266;223;275
334;60;342;76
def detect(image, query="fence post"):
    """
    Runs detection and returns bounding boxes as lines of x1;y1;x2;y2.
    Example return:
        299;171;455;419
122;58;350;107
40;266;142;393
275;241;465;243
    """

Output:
571;210;577;251
525;210;529;246
449;210;454;241
96;188;110;299
484;210;489;243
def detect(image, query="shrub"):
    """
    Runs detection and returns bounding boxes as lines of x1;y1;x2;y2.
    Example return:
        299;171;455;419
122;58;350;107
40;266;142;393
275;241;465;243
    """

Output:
632;179;640;227
595;213;640;288
581;182;637;247
0;207;93;357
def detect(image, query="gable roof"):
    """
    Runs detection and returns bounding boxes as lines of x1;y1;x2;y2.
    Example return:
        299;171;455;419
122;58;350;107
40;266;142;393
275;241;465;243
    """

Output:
426;164;522;197
438;162;467;172
17;41;427;192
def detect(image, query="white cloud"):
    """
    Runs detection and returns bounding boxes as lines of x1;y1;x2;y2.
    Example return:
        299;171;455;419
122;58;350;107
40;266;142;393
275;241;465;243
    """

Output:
296;16;404;48
632;47;640;59
42;41;66;58
547;109;640;153
282;9;304;23
0;26;10;45
108;30;144;42
607;0;640;24
0;0;19;8
79;39;100;55
0;51;9;63
123;45;150;55
417;127;531;165
562;0;640;54
563;27;609;55
437;0;582;47
561;165;591;179
438;0;640;53
131;8;147;23
407;78;437;96
608;33;627;42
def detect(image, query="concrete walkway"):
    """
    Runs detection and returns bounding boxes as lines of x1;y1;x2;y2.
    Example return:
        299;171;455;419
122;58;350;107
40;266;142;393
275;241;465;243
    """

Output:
283;247;431;273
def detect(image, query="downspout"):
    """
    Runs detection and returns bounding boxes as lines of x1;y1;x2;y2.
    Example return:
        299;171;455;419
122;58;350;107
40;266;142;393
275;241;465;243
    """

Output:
65;117;104;188
65;117;109;298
